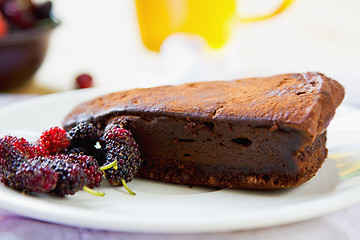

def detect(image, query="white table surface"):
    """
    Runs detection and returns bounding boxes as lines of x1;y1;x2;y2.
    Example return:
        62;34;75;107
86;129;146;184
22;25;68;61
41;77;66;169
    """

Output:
1;0;360;239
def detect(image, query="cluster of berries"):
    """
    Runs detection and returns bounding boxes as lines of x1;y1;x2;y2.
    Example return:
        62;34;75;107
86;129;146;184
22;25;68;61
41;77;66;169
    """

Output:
0;0;53;36
0;122;142;197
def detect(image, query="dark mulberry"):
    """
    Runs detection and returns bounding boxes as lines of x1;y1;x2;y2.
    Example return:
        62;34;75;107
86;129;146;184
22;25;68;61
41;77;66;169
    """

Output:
100;126;142;187
35;156;88;197
8;160;58;193
0;135;46;160
0;134;104;197
59;153;102;189
67;122;100;149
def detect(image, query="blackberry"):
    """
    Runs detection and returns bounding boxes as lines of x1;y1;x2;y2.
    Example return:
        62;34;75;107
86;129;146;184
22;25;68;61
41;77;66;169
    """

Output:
67;122;100;149
35;156;88;197
100;126;141;194
58;153;102;189
6;160;58;193
38;127;70;155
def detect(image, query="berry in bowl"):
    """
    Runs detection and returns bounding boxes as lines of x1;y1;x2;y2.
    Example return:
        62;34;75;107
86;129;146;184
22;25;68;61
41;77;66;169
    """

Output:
0;0;59;91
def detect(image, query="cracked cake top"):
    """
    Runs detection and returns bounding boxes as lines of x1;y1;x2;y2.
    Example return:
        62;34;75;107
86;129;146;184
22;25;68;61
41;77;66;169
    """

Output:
63;72;344;143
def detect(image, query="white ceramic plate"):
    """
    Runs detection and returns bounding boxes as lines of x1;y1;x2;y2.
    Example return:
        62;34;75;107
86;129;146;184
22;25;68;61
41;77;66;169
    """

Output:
0;88;360;233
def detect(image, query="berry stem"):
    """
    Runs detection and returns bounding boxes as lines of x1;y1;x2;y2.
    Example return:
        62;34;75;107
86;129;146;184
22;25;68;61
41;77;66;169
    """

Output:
122;178;136;196
83;186;105;197
100;160;118;171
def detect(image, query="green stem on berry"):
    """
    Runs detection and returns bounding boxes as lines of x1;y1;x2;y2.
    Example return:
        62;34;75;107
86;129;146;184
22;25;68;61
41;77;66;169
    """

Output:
99;160;134;195
100;160;118;171
83;186;105;197
122;178;136;195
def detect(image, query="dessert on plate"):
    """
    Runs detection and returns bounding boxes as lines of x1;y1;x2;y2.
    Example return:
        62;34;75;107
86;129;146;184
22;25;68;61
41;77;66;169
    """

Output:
63;72;345;190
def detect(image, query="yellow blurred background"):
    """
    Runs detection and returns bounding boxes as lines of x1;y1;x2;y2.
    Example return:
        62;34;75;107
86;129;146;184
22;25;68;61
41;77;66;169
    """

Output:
16;0;360;104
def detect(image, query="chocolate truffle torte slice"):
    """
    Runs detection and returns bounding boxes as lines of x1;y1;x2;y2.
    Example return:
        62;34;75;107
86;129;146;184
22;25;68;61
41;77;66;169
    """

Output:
63;72;345;190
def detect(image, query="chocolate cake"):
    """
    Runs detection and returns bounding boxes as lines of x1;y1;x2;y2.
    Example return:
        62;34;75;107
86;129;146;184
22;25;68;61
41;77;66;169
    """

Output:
63;72;345;190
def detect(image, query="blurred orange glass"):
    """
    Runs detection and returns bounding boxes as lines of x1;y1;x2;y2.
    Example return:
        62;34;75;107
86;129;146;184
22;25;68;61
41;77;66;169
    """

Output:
136;0;293;51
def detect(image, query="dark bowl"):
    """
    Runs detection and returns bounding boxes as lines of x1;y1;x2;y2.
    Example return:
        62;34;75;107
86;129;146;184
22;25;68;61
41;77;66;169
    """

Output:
0;20;59;91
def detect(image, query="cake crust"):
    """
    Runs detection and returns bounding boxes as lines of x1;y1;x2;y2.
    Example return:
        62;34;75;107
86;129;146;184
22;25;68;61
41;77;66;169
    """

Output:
64;72;344;142
63;72;344;189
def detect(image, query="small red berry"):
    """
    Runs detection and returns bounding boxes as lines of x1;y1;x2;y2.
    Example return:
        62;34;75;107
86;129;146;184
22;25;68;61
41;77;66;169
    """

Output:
75;73;93;89
38;127;70;155
0;12;8;36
